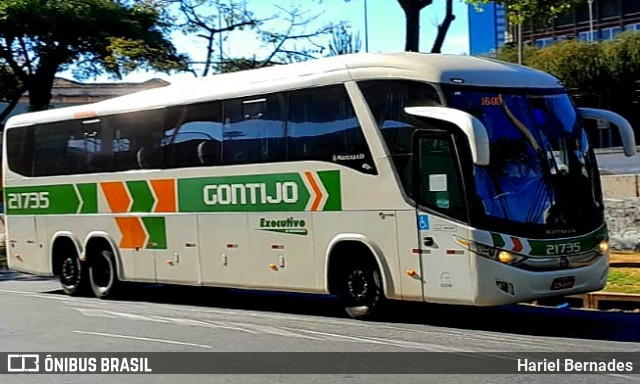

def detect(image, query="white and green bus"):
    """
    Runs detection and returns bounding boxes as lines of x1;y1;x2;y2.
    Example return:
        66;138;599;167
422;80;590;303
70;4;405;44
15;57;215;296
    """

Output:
3;52;636;319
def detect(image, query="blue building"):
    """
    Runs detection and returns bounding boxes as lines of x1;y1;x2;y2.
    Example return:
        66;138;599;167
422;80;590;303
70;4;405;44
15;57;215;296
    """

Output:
468;2;508;56
469;0;640;53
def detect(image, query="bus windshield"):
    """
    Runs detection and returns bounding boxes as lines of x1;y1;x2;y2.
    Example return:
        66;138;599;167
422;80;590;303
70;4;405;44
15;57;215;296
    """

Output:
445;88;603;233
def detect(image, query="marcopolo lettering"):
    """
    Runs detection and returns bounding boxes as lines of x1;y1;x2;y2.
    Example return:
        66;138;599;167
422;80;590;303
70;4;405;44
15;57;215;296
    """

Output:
203;182;298;206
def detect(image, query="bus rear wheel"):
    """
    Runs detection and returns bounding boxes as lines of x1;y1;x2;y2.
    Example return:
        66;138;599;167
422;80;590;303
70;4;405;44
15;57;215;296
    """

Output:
59;253;89;296
339;261;384;320
89;249;120;299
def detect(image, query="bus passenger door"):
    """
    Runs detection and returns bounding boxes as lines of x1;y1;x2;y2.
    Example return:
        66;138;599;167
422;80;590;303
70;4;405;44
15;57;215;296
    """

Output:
414;131;474;303
155;215;201;285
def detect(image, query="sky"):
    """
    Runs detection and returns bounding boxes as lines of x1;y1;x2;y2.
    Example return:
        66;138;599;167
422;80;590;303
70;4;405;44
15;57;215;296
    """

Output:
65;0;471;84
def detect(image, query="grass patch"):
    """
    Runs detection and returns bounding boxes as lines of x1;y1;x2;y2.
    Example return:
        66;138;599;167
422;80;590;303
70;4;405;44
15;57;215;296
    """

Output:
605;268;640;294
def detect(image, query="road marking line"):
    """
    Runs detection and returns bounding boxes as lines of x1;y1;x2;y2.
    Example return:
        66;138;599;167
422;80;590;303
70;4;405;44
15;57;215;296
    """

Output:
0;288;76;301
292;329;462;352
73;330;211;349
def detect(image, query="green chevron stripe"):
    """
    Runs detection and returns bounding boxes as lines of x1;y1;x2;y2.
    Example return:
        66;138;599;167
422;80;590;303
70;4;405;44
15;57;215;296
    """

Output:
142;217;167;250
317;170;342;211
127;181;155;213
77;183;98;214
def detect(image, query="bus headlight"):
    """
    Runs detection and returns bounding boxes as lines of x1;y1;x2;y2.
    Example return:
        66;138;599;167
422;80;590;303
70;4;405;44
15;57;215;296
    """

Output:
455;238;526;265
598;239;609;255
498;251;516;264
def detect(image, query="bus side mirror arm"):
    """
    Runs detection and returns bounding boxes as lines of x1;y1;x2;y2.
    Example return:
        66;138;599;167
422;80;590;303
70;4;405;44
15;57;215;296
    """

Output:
578;108;636;157
404;106;490;166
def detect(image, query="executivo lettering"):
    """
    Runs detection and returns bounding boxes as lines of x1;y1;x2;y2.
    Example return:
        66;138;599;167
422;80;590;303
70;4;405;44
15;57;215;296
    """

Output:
259;217;308;235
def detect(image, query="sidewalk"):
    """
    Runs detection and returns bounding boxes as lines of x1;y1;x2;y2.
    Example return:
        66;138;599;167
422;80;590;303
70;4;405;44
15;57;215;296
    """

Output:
610;251;640;267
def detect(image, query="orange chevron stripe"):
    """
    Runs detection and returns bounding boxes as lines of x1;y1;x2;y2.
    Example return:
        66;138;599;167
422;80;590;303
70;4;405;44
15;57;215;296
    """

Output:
115;217;147;249
304;171;323;212
511;237;523;253
150;179;176;213
101;182;131;213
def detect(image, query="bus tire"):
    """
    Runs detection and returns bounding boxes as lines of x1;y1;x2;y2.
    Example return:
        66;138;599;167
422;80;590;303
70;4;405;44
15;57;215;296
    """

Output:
339;260;384;320
58;251;89;296
89;248;120;299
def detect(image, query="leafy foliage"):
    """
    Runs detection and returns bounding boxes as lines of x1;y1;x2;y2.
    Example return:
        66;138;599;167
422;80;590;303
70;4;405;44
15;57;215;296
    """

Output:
466;0;582;25
0;0;187;111
495;32;640;143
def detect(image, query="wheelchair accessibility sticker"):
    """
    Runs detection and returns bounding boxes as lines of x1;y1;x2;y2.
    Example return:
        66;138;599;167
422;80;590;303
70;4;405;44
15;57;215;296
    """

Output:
418;215;429;231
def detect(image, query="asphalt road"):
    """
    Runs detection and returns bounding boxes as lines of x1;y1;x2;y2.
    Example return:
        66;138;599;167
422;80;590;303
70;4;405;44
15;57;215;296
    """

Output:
1;271;639;384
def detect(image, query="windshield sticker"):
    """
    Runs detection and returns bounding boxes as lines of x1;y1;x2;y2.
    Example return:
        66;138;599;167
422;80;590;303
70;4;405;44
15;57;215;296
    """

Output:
436;197;450;209
429;174;447;192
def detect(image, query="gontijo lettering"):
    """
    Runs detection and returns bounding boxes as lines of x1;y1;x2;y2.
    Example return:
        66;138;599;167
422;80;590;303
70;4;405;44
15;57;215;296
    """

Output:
203;182;298;205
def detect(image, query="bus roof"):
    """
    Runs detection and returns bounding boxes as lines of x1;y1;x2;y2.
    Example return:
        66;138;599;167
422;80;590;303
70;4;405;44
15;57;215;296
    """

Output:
5;52;563;128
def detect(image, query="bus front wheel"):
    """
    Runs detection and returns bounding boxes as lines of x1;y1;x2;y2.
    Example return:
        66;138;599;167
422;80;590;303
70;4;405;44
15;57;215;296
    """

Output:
339;261;384;320
89;249;120;299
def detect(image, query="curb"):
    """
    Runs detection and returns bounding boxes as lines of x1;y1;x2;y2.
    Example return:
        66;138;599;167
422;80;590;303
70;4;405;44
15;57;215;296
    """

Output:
568;292;640;311
528;291;640;312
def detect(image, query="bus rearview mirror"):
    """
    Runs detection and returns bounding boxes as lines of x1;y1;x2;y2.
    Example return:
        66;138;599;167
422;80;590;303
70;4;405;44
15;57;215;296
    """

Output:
578;107;636;157
404;106;490;166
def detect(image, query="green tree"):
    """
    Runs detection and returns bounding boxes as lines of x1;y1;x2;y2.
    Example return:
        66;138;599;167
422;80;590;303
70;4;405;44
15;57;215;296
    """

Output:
495;32;640;143
467;0;581;25
0;0;188;113
468;0;582;63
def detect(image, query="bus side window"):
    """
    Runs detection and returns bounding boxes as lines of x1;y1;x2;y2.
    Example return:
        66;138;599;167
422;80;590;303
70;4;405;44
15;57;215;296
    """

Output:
359;79;442;196
222;94;286;165
163;102;223;169
32;120;86;176
6;126;36;177
287;84;376;174
107;109;165;172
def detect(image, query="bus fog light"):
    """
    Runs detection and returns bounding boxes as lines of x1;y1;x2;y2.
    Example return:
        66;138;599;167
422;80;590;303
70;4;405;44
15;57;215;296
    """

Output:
495;280;515;295
598;240;609;254
498;251;516;264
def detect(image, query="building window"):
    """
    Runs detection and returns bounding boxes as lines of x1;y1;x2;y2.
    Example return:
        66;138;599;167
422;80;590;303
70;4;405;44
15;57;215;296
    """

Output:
625;23;640;32
536;38;553;48
601;27;621;40
578;31;598;41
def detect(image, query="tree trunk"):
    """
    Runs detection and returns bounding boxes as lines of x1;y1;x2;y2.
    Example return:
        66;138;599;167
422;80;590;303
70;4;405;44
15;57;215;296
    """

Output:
27;67;57;111
431;0;456;53
404;8;420;52
397;0;433;53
